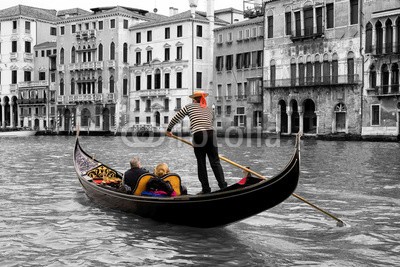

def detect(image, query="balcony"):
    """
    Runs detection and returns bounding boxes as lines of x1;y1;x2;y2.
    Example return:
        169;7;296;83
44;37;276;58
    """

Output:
82;62;95;70
24;53;33;62
247;95;262;104
67;94;103;103
290;27;324;41
225;95;233;101
264;75;361;88
367;45;400;56
19;98;47;104
10;52;18;61
18;81;49;88
57;95;65;104
215;96;223;102
69;63;80;71
139;89;169;98
374;85;400;97
76;29;96;40
96;61;104;69
107;93;115;102
107;60;116;69
10;84;18;93
59;65;65;72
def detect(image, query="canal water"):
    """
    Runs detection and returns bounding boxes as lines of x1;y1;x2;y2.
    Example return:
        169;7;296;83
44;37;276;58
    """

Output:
0;135;399;266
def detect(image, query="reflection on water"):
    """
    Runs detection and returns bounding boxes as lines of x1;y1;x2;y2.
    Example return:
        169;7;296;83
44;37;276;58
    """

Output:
0;136;399;266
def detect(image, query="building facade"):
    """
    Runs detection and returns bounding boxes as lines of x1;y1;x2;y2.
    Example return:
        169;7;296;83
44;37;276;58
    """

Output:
128;3;229;134
362;0;400;139
262;0;363;136
0;5;59;129
54;6;161;133
213;17;263;136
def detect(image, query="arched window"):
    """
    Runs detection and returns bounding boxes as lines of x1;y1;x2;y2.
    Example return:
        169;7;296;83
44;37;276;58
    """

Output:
323;54;330;84
123;43;128;63
81;108;91;127
154;69;161;89
60;48;64;65
82;46;87;62
71;47;76;63
98;76;102;94
315;55;321;84
71;78;75;95
98;43;103;61
369;65;376;89
290;58;296;86
306;56;312;85
347;52;355;83
386;19;393;53
87;45;92;62
298;57;305;86
376;21;383;54
365;22;373;53
110;42;115;60
60;78;64;95
382;64;389;94
332;53;338;83
109;75;114;93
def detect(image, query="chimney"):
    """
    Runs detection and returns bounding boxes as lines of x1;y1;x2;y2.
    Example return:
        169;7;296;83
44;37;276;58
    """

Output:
207;0;215;22
169;7;175;16
174;8;179;15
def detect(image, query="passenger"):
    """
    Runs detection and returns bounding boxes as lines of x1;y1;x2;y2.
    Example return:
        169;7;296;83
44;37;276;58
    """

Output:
238;167;262;186
154;163;170;177
123;157;149;193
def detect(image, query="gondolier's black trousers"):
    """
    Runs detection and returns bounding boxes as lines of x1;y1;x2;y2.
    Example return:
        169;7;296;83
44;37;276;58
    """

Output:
192;130;227;192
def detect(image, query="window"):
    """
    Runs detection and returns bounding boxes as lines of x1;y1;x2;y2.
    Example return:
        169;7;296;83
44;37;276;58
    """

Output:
110;42;115;60
25;41;31;53
135;100;140;111
147;30;152;42
252;51;257;67
98;76;102;93
60;78;64;95
50;27;57;36
35;51;38;57
135;117;140;124
244;52;251;68
176;46;182;60
12;70;17;84
216;56;224;71
135;76;141;91
177;25;183;37
267;15;273;38
177;72;182;88
238;30;243;40
270;62;276;87
370;65;376;89
315;60;321;84
316;7;323;34
146;100;151;112
299;63;305;85
71;78;75;95
371;105;380;126
60;26;65;35
155;69;161;89
110;19;116;29
257;50;263;67
252;27;257;38
13;20;17;30
164;116;169;124
236;53;243;69
366;23;373;53
60;48;64;65
98;43;103;61
123;43;128;63
147;74;152;89
176;98;182;109
147;50;152;63
227;32;233;42
304;8;313;36
123;19;128;29
347;53;355;83
196;72;202;89
39;72;46;81
136;51;141;65
41;50;45;57
162;47;169;61
327;3;334;29
196;46;202;59
99;21;103;30
123;78;128;95
164;73;170;89
226;55;233;71
72;24;76;33
323;59;330;83
350;0;358;25
295;11;301;36
12;41;17;53
85;23;89;30
136;32;141;43
196;25;202;37
165;27;170;39
25;21;30;32
109;76;115;93
146;117;151;123
285;12;291;35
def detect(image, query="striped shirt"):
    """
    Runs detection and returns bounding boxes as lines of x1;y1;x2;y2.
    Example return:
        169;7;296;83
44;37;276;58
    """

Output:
167;103;214;134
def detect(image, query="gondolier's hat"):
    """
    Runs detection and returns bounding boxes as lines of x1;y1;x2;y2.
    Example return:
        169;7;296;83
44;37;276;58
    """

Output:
189;90;209;99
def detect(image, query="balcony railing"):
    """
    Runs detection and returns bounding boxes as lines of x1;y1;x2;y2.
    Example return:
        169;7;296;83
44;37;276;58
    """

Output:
139;89;169;98
10;84;18;93
96;61;104;69
18;81;49;88
59;65;65;72
24;53;33;61
107;60;116;68
264;75;360;88
57;95;65;104
76;29;96;39
375;85;400;96
290;27;324;41
107;93;115;102
19;98;47;104
67;94;103;102
10;52;18;61
367;44;400;55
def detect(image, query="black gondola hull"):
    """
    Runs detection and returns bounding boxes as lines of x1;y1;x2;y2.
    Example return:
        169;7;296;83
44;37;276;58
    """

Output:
74;137;300;228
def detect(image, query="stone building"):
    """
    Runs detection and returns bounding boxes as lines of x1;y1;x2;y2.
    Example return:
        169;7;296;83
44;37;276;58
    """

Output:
213;16;263;136
262;0;363;137
362;0;400;139
0;5;59;129
128;1;230;134
54;6;164;133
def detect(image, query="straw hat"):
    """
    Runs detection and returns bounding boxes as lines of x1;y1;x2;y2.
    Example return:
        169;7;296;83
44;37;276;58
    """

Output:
189;90;209;99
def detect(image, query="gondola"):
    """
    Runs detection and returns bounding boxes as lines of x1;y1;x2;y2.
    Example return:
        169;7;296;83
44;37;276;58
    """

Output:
73;135;300;228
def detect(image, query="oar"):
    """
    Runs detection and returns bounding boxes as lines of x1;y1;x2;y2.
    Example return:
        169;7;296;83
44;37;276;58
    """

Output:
169;134;346;227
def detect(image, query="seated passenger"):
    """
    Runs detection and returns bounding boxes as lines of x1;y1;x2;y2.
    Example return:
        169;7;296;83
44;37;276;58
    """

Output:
238;167;262;186
154;163;170;177
123;157;149;193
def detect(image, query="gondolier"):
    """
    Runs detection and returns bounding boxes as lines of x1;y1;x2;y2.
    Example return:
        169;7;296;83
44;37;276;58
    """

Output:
166;90;227;194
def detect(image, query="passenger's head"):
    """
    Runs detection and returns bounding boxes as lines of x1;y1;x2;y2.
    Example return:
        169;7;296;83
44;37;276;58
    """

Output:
154;163;170;177
130;157;141;168
243;166;251;177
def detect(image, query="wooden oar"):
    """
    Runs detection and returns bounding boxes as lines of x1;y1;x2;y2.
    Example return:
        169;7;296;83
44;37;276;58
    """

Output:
169;134;345;227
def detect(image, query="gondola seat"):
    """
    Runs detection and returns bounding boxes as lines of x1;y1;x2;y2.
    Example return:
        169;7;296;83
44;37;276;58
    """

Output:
161;173;184;196
132;173;157;196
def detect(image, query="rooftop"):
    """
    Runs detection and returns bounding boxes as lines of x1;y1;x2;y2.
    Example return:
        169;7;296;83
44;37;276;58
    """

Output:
0;4;60;21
